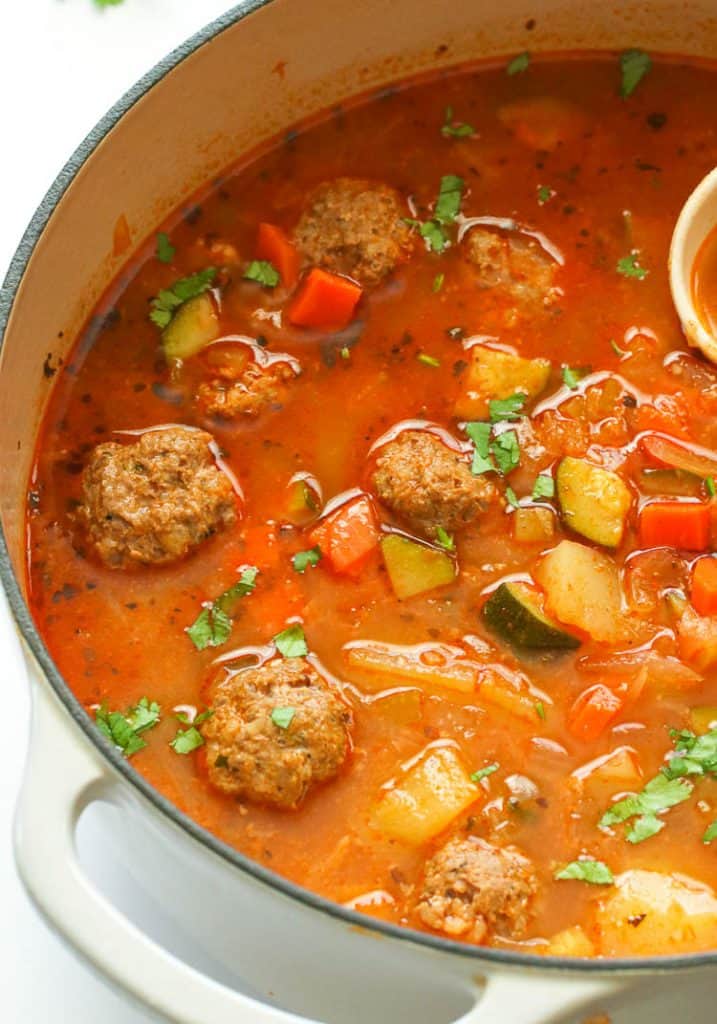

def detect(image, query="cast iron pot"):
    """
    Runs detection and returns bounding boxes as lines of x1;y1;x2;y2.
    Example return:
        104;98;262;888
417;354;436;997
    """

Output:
3;2;717;1021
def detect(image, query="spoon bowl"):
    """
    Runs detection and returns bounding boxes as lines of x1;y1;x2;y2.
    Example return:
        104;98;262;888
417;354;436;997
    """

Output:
670;164;717;364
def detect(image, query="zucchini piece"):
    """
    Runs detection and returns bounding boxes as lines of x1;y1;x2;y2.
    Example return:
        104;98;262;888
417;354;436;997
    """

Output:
455;346;551;419
557;456;631;548
380;534;455;600
534;540;623;644
483;581;580;650
162;293;219;362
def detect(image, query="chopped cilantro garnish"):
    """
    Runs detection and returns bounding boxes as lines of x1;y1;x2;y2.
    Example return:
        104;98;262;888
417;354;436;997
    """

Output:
489;392;526;423
293;547;322;573
274;624;308;658
617;252;648;280
491;429;520;475
620;49;652;99
505;486;520;509
706;477;716;498
435;174;465;224
271;706;297;730
149;267;216;329
465;421;495;475
244;260;280;287
94;0;125;6
537;185;553;205
95;697;160;757
186;567;258;651
555;859;614;885
441;106;475;138
417;353;441;368
610;338;626;357
435;526;455;551
433;273;445;293
507;51;530;75
532;475;555;500
599;770;694;844
171;725;205;754
562;365;582;390
471;763;499;783
535;700;546;721
664;726;717;778
156;232;175;264
704;821;717;844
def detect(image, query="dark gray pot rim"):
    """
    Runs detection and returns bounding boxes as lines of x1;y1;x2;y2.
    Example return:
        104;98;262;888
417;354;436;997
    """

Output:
0;0;711;978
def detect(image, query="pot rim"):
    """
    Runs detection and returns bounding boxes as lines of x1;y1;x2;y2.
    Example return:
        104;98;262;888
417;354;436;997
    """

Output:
1;0;714;976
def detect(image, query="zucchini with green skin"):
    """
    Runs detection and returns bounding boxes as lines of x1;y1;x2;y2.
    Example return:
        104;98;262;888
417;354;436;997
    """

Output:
162;293;219;362
483;581;580;650
381;534;455;600
557;456;632;548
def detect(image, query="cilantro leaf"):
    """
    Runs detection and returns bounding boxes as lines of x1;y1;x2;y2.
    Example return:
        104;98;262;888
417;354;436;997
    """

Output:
555;859;614;885
274;624;308;658
271;706;297;730
420;220;448;253
95;697;160;757
156;232;175;264
507;52;530;75
244;260;280;287
665;727;717;778
186;567;258;651
706;477;716;498
626;814;665;844
505;486;520;509
535;700;547;721
435;526;455;551
441;106;475;138
149;267;216;329
433;273;445;292
489;392;526;423
417;353;441;368
562;365;583;390
491;429;520;475
94;0;125;6
126;697;161;734
471;763;499;783
171;725;205;754
293;547;322;573
599;771;694;843
465;421;495;475
537;185;553;205
620;49;652;99
532;474;555;500
617;252;648;280
434;174;465;224
704;821;717;844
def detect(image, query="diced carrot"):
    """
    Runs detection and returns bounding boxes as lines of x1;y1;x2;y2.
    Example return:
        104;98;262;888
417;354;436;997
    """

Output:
288;268;362;330
567;684;624;743
640;433;717;478
639;501;710;551
692;557;717;616
309;495;379;575
256;222;300;289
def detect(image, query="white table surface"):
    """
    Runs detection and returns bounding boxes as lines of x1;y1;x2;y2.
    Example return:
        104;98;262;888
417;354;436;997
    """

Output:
0;2;236;1020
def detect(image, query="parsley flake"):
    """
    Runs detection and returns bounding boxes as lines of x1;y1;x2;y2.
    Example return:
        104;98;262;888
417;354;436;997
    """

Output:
562;365;582;390
620;49;652;99
489;392;526;423
617;252;648;280
507;52;531;75
187;567;258;651
156;232;175;264
244;260;280;287
271;706;297;730
505;486;520;509
274;624;308;658
532;475;555;500
535;700;546;721
171;725;205;755
555;859;614;885
537;185;553;205
706;477;716;498
471;763;499;783
599;772;693;843
293;547;322;573
435;526;455;551
441;106;475;138
149;268;216;329
491;429;521;475
704;821;717;844
417;353;441;368
95;697;160;757
406;175;465;254
465;421;495;475
433;273;445;293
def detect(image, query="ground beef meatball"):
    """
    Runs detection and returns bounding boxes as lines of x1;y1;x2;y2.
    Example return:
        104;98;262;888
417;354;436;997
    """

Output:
415;837;538;944
79;427;236;568
464;228;558;312
294;178;414;286
372;430;495;539
204;658;352;809
197;360;297;419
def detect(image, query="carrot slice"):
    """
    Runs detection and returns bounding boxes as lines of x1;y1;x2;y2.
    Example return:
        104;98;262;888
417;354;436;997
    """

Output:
288;268;362;329
309;495;379;575
256;223;300;289
567;684;624;742
692;557;717;616
640;433;717;479
639;501;710;550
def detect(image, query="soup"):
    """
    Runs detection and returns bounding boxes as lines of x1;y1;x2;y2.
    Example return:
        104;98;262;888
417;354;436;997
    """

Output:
26;51;717;957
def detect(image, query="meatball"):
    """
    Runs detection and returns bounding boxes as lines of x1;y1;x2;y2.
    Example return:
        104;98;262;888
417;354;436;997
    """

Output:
204;658;352;809
372;430;495;539
415;837;538;944
294;178;414;286
197;360;297;419
464;228;558;312
79;427;236;568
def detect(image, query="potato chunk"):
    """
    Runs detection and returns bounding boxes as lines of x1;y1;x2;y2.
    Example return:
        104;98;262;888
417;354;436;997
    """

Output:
455;345;551;420
534;540;624;643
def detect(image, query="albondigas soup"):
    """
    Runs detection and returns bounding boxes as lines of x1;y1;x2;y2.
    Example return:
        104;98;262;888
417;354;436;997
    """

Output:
27;51;717;957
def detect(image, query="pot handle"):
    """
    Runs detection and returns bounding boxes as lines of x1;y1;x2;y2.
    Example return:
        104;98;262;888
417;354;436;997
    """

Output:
457;972;625;1024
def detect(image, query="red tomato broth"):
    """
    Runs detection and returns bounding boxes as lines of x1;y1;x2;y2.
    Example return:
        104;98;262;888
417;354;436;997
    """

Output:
25;55;717;954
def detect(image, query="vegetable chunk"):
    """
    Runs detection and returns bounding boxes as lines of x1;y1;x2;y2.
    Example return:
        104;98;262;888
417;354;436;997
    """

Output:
380;534;456;599
557;457;632;548
482;580;580;650
534;540;624;643
455;346;550;419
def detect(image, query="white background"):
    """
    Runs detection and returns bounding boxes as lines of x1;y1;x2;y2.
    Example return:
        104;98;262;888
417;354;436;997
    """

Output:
0;2;235;1020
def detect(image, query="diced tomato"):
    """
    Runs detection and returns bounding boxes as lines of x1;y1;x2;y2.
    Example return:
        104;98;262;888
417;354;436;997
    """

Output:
256;222;300;289
567;684;624;742
288;268;362;330
309;495;379;575
692;557;717;616
639;501;710;551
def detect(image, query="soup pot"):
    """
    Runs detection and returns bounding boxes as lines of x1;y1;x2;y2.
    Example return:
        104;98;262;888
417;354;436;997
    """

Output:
3;2;717;1021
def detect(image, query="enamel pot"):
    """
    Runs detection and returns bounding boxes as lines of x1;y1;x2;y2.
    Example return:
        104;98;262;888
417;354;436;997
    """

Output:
3;2;717;1021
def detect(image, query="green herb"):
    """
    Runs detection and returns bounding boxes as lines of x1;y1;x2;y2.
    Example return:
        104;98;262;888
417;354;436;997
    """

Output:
244;260;280;287
610;338;627;357
274;624;308;658
599;771;694;844
532;475;555;500
435;174;465;224
555;859;614;885
149;267;216;329
95;697;160;757
627;815;665;844
505;486;520;509
293;547;322;573
465;421;495;475
175;708;214;727
433;273;445;292
471;763;499;783
507;51;530;75
704;821;717;844
664;726;717;779
435;526;455;551
156;232;175;264
562;365;582;390
94;0;125;7
340;346;350;360
186;567;258;651
617;252;648;280
535;700;546;721
537;185;553;205
417;353;441;368
171;726;205;754
489;393;526;423
271;706;297;730
706;477;716;498
441;106;475;138
491;430;521;475
620;49;652;98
